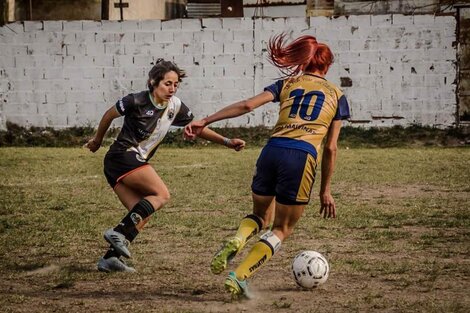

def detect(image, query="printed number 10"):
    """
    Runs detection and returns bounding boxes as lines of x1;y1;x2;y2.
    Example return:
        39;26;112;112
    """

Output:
288;89;325;121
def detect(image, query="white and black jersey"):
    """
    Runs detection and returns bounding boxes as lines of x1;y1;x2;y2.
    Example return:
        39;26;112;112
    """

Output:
110;90;194;161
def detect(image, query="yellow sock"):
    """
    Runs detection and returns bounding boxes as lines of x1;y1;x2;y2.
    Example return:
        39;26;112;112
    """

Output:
235;231;281;280
235;214;262;249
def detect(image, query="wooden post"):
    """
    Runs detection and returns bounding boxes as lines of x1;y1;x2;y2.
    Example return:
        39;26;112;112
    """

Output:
101;0;109;20
114;0;129;21
0;0;8;26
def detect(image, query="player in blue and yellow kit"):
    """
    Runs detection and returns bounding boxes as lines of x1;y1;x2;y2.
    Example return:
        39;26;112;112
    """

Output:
184;34;350;298
86;59;245;273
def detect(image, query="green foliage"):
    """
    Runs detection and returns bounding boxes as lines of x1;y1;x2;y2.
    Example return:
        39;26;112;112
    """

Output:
1;122;468;148
0;122;99;147
339;125;470;147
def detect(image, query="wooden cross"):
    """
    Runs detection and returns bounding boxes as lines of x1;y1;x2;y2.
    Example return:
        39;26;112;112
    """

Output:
114;0;129;21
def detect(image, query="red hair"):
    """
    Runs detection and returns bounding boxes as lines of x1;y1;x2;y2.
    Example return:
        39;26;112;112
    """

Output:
268;33;334;77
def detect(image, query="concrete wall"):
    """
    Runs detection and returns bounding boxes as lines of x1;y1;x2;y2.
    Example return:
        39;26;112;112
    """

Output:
7;0;186;22
9;0;101;21
108;0;186;21
0;15;457;130
334;0;442;15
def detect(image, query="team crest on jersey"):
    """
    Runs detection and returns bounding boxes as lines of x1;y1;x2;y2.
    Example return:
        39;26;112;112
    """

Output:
146;110;154;116
168;108;175;119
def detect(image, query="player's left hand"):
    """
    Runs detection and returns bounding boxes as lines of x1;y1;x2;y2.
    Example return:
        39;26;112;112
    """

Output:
227;138;245;151
184;119;207;140
319;192;336;218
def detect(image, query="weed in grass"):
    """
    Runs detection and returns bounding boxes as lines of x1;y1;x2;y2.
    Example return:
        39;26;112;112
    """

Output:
272;298;292;309
362;291;384;304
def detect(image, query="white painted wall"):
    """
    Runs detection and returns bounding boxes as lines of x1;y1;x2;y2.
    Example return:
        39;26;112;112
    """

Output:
0;15;457;130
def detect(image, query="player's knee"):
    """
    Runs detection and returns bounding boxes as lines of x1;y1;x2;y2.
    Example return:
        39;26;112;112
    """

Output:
146;191;170;209
159;192;170;206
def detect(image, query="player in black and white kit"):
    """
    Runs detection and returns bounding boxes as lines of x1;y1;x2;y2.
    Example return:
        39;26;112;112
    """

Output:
86;59;245;272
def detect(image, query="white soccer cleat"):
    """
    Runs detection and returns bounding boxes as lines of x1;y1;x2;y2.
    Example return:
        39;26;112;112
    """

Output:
103;229;131;258
97;257;136;273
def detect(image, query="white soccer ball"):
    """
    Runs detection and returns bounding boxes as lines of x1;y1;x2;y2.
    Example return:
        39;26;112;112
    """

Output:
292;250;329;288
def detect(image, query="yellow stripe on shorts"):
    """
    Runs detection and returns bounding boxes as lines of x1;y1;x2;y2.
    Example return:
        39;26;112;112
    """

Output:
296;153;317;203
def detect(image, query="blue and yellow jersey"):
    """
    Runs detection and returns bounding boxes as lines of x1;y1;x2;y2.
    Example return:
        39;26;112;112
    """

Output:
264;73;350;159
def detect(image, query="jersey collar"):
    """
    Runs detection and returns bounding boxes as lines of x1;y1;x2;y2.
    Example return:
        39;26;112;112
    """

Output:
304;73;326;80
148;91;168;109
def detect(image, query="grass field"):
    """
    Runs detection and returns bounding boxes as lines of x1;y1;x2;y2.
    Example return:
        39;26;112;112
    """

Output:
0;146;469;312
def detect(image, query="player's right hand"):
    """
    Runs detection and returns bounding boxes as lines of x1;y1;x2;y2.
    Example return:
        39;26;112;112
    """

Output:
84;138;101;153
319;192;336;219
227;138;246;151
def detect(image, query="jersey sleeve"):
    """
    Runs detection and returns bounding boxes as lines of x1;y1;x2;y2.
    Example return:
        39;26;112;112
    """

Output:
115;94;134;116
333;95;351;120
264;80;284;102
172;102;194;127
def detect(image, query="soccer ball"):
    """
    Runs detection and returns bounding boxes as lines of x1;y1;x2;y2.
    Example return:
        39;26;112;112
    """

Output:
292;250;329;288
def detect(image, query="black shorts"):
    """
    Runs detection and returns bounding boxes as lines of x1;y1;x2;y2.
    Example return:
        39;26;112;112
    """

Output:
251;145;317;205
104;149;149;189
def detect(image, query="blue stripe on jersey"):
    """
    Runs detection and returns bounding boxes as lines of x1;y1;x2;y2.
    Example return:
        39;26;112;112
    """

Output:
334;95;351;120
264;80;284;103
267;137;317;159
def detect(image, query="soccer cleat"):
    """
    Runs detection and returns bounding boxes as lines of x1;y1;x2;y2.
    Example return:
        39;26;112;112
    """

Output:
224;271;252;300
210;237;242;274
97;257;136;273
104;229;131;258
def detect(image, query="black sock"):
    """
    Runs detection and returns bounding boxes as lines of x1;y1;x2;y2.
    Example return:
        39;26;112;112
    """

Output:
103;247;120;259
114;198;155;242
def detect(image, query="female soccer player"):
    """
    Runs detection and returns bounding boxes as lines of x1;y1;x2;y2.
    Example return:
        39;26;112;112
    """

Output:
184;34;350;298
86;59;245;273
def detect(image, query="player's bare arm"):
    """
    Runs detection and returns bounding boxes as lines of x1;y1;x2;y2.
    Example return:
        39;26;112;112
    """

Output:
85;106;120;153
198;127;246;151
184;91;274;139
319;119;342;219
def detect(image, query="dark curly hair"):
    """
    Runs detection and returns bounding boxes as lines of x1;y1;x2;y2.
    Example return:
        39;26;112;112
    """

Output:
147;58;186;92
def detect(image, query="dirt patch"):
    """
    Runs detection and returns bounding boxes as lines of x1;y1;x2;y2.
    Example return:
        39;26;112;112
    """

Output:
1;224;468;313
1;148;468;312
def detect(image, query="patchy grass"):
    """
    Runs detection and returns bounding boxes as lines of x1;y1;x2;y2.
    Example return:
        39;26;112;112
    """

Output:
0;146;469;312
